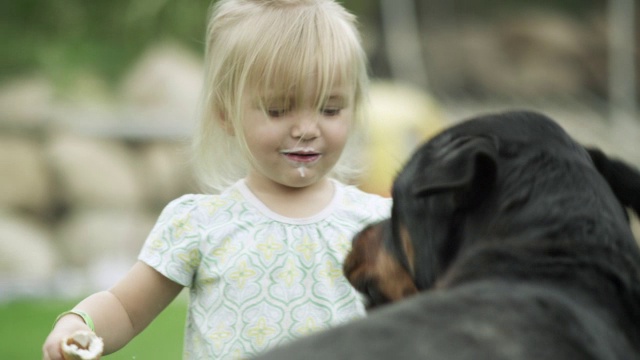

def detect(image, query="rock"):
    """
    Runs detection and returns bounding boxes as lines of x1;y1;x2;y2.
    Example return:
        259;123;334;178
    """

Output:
120;41;203;121
137;141;196;208
0;212;57;281
0;135;52;214
423;11;603;99
54;208;157;268
46;133;145;209
498;10;591;97
0;75;53;128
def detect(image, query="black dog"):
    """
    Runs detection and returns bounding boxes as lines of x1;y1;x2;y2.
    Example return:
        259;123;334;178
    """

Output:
254;110;640;359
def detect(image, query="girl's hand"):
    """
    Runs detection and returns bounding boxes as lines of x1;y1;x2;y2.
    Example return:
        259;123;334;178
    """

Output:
42;262;182;359
42;315;91;360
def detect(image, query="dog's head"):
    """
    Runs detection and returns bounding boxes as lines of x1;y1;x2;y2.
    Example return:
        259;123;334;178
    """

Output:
344;129;501;308
345;110;640;309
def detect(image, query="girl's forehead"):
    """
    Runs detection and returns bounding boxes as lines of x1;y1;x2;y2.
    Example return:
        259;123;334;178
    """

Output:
247;51;356;95
252;80;354;102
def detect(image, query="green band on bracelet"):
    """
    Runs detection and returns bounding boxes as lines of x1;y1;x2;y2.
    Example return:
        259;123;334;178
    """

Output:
54;310;95;332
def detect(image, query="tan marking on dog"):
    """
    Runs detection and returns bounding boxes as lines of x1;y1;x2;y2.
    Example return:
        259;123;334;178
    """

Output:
375;249;418;300
344;224;417;303
399;223;416;275
343;226;383;286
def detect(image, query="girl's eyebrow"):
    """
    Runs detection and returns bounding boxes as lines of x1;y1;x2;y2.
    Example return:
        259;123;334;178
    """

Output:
263;97;289;104
255;88;350;107
324;94;349;104
255;95;292;106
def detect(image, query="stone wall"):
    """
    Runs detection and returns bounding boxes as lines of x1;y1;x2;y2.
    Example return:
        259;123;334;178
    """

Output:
0;129;197;299
0;43;202;300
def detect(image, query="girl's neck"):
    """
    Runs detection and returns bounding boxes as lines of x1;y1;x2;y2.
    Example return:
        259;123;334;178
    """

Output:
243;177;335;218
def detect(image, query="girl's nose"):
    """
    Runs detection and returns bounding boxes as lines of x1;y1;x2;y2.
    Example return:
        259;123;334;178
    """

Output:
291;114;320;140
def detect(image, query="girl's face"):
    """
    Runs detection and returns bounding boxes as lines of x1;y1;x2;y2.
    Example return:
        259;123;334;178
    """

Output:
240;84;353;191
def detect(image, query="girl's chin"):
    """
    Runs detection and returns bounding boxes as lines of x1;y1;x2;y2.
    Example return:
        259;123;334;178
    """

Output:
285;167;327;186
295;166;309;178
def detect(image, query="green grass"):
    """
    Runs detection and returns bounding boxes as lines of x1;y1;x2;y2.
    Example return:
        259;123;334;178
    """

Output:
0;296;187;359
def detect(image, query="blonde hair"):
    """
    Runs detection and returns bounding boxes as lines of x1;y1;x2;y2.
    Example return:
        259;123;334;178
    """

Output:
193;0;369;193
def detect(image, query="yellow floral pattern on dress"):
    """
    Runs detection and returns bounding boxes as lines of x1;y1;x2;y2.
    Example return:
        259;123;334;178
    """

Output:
334;233;350;257
205;198;228;215
149;236;164;250
277;258;302;287
177;248;201;269
209;323;232;351
257;236;283;261
247;317;277;346
319;260;344;286
229;260;257;289
172;213;193;238
295;236;318;262
231;348;246;360
211;237;239;264
296;317;320;336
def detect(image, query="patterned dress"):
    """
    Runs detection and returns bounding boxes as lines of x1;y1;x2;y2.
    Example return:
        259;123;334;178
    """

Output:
139;179;391;359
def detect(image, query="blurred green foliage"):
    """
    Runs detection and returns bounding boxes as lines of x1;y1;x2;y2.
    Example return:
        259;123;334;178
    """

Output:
0;0;603;89
1;0;211;87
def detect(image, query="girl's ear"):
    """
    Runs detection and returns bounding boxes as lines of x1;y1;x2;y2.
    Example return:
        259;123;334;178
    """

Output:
219;111;235;136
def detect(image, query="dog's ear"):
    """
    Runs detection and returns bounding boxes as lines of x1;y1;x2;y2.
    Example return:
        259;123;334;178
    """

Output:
412;137;498;207
587;147;640;216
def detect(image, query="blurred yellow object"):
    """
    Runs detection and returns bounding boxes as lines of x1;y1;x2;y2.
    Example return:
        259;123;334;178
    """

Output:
358;82;446;197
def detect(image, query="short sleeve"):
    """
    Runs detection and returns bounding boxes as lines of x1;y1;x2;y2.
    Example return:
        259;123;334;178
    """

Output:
339;184;392;225
138;195;203;286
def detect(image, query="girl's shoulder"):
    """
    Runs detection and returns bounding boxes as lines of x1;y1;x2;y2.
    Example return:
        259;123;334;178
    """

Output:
157;186;247;224
334;181;392;219
338;181;391;204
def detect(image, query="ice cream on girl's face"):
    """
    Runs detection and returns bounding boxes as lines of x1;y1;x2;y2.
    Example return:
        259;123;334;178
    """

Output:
280;147;320;178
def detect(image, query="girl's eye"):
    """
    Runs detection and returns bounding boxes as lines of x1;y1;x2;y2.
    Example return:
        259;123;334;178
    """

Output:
322;107;341;117
267;108;288;118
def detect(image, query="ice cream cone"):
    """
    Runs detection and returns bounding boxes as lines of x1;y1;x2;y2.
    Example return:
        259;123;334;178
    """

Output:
61;330;103;360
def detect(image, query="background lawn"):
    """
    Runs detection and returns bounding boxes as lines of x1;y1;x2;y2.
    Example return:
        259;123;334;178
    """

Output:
0;296;187;359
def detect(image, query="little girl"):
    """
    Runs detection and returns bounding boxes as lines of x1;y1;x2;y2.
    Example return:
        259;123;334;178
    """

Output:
43;0;391;359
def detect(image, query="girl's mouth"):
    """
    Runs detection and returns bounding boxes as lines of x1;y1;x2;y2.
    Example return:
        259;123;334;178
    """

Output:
281;149;321;163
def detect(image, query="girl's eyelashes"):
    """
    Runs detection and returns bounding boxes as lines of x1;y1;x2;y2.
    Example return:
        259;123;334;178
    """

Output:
267;108;289;118
259;95;347;118
265;106;342;118
321;107;342;117
321;95;348;117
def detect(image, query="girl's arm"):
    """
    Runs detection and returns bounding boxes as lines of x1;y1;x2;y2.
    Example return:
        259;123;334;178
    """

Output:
43;261;184;359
